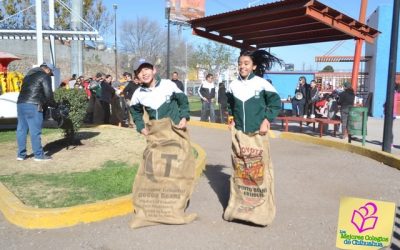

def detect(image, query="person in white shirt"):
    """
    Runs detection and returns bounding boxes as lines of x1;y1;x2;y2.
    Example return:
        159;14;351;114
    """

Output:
198;73;216;122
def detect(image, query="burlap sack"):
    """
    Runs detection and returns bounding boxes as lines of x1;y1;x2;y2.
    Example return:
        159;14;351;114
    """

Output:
130;118;197;228
223;128;275;226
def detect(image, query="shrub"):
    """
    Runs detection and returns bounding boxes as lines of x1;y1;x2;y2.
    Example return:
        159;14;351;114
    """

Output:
54;88;88;141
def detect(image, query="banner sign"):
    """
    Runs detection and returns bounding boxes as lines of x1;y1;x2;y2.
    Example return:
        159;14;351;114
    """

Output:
336;197;396;249
169;0;205;22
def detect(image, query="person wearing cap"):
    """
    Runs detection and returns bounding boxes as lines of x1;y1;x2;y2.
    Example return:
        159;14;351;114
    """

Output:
16;63;57;161
129;61;196;228
130;62;190;134
337;82;355;139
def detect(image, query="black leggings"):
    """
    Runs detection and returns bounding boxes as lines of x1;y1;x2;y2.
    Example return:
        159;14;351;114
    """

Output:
100;100;111;124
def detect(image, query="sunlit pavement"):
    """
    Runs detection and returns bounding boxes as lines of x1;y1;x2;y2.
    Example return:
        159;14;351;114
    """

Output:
0;118;399;250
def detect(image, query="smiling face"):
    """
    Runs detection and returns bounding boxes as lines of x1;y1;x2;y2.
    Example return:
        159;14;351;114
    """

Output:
238;55;256;79
137;67;156;87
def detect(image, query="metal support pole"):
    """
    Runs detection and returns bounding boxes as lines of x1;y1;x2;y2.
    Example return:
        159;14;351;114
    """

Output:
167;6;171;78
185;41;188;95
35;0;43;65
113;4;118;78
71;0;83;76
351;0;368;92
382;0;400;153
49;0;56;66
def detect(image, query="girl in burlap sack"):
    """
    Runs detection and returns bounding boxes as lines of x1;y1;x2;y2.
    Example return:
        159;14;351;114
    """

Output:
129;61;196;228
224;50;282;226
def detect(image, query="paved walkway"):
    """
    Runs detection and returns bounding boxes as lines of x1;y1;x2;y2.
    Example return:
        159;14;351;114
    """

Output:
270;117;400;156
0;118;399;249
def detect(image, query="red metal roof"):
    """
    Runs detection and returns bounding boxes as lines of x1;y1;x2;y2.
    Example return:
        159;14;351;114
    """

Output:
190;0;379;50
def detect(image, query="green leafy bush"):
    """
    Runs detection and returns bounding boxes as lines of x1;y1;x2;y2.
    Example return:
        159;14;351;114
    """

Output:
54;88;88;140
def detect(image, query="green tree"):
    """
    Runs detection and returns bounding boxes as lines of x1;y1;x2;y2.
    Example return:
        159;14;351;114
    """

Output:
1;0;34;29
0;7;4;24
83;0;112;36
190;41;237;80
119;17;191;78
321;65;334;72
1;0;110;34
54;0;111;35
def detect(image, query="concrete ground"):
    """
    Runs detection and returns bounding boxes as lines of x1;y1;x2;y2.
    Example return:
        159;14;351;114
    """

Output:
269;117;400;156
0;118;399;250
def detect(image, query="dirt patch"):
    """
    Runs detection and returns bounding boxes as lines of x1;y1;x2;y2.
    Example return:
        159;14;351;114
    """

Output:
0;126;146;175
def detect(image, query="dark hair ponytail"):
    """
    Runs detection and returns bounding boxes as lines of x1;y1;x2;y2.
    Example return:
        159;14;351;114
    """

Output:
240;50;283;77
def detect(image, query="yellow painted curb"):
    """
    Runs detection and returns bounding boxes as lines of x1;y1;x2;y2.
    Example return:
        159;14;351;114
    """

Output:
0;143;206;229
189;120;229;130
188;120;276;138
280;132;400;170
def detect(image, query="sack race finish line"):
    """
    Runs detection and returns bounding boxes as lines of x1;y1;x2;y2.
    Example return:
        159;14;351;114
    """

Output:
224;128;275;226
131;118;197;228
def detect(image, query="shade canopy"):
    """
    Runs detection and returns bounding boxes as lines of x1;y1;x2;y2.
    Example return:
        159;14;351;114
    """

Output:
190;0;379;50
0;51;21;72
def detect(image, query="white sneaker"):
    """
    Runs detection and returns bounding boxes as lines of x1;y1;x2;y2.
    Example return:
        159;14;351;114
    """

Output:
303;115;307;118
310;114;315;118
17;157;26;161
34;155;52;162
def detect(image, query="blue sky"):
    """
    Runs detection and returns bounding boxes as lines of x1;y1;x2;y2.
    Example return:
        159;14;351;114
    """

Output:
102;0;393;71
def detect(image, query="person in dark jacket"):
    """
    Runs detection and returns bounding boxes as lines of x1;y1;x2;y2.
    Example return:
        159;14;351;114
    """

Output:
122;72;139;127
122;72;139;101
100;74;116;124
217;81;228;123
291;76;309;117
171;72;185;92
307;80;319;118
16;63;56;161
338;82;355;139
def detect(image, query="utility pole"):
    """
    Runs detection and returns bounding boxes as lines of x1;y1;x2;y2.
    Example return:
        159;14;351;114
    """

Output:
351;0;368;92
49;0;55;67
382;0;400;153
166;0;171;78
113;4;118;79
185;41;188;95
35;0;43;65
71;0;83;76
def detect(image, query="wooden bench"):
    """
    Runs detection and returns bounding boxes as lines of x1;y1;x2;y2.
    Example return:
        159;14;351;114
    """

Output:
275;116;341;137
314;118;341;137
275;116;316;132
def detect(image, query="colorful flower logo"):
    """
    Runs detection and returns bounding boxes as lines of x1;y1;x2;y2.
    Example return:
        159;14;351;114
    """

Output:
351;202;378;233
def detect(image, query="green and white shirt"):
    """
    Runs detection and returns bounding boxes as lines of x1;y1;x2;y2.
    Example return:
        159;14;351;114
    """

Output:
227;73;281;133
130;78;190;133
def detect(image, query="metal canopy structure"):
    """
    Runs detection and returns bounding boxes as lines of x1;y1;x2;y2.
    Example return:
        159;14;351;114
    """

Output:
315;55;372;62
190;0;379;50
0;30;102;41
